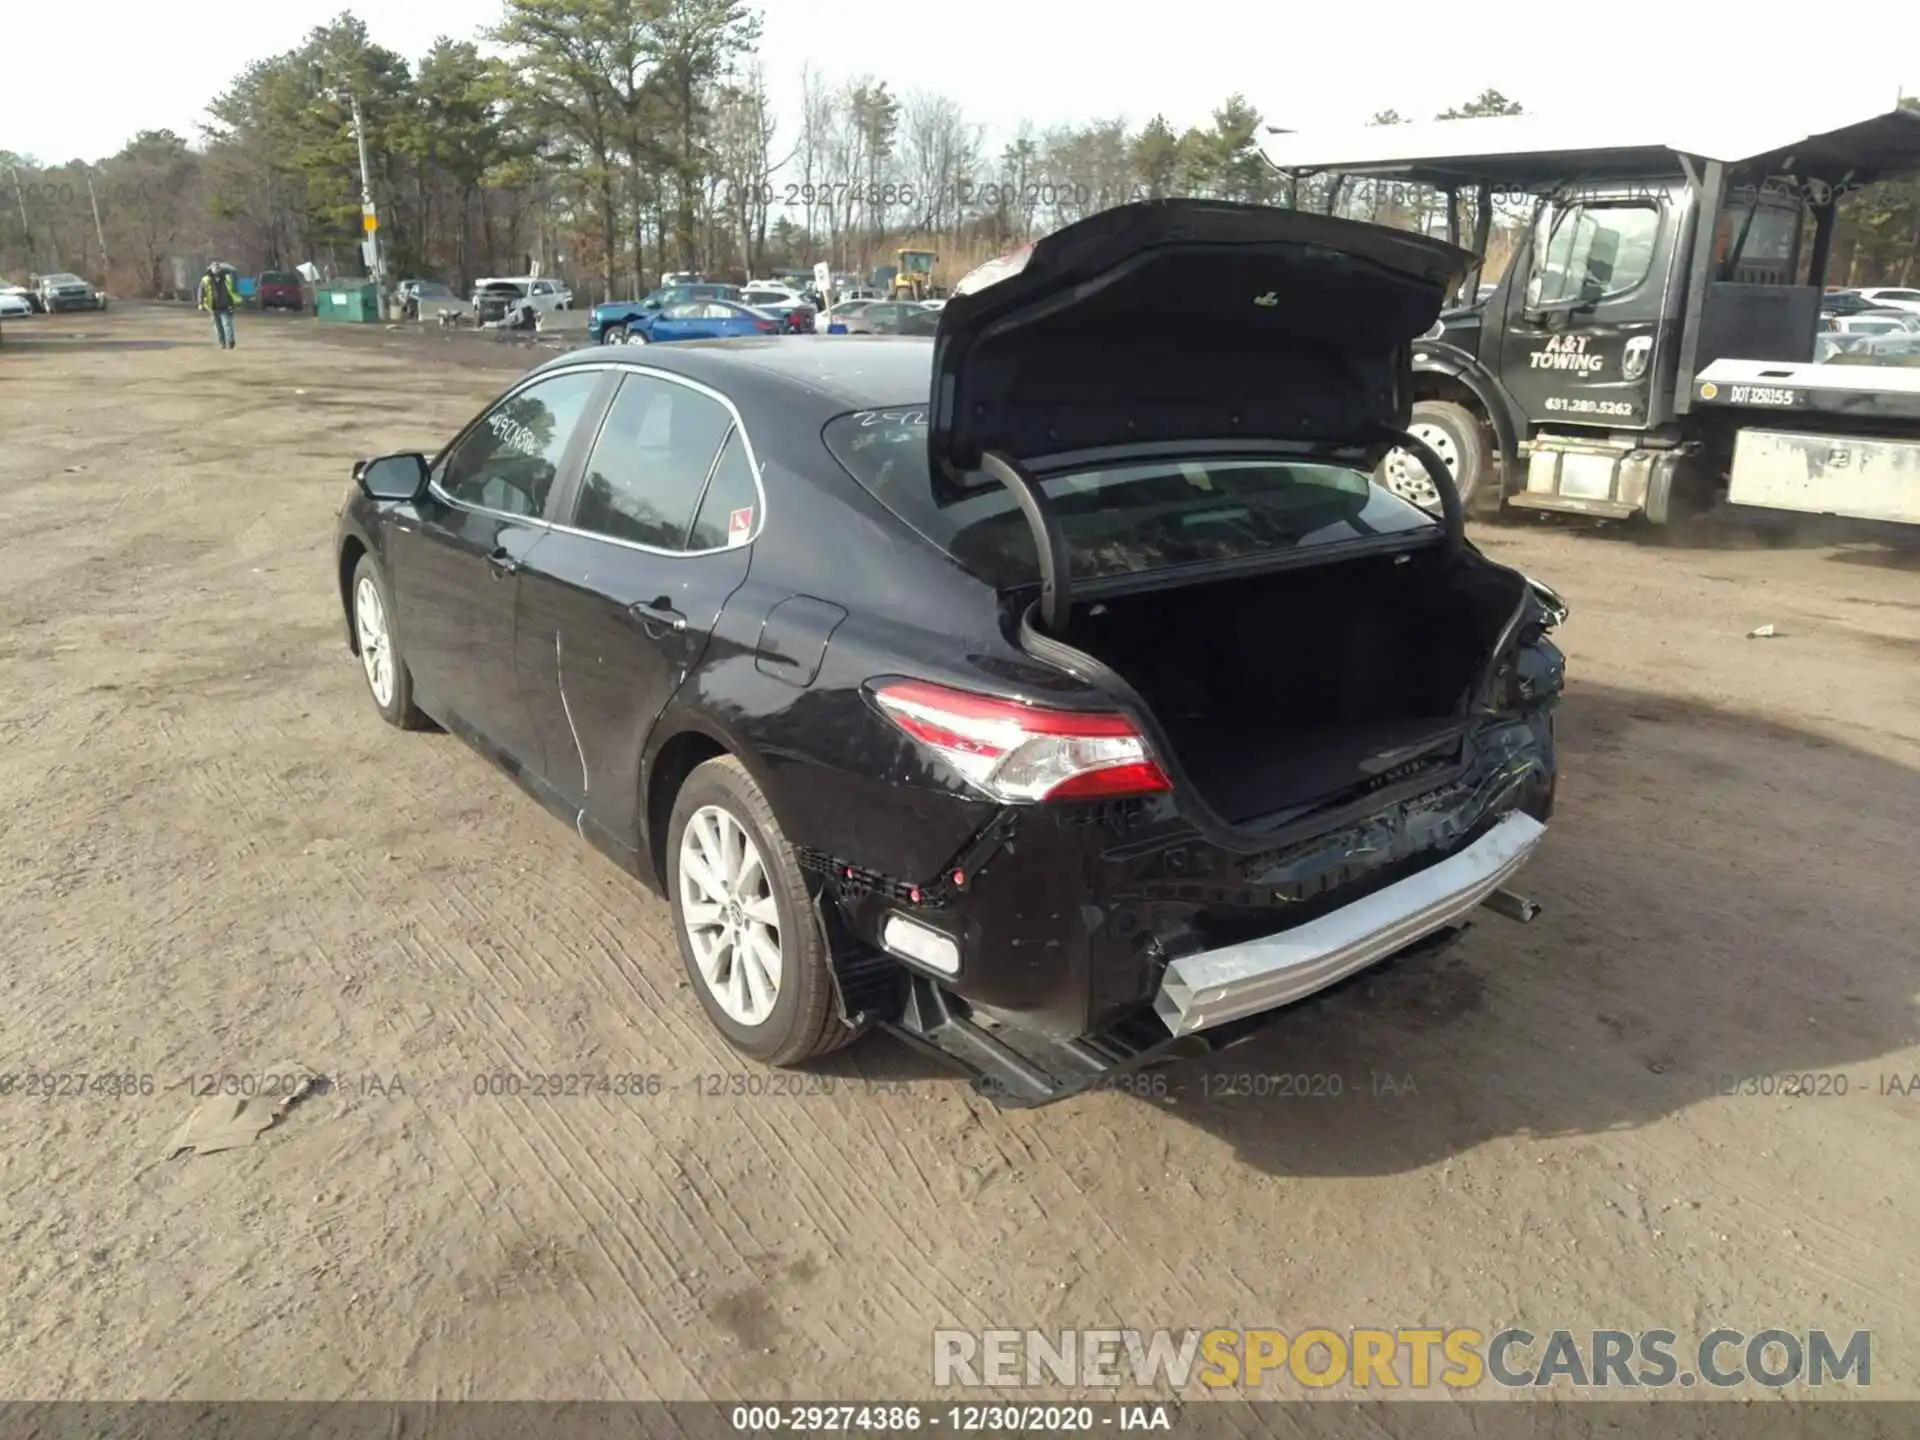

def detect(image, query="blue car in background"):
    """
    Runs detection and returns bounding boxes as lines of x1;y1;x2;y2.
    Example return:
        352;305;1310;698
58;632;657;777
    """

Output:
589;282;740;343
593;297;786;346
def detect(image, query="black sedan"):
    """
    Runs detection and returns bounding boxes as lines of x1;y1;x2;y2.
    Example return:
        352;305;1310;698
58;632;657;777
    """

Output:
336;200;1566;1105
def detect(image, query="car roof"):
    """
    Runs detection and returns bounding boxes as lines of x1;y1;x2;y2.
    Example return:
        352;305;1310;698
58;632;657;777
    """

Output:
531;336;933;417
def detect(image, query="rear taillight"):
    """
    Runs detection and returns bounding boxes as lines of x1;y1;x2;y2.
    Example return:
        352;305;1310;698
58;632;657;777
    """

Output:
870;679;1171;803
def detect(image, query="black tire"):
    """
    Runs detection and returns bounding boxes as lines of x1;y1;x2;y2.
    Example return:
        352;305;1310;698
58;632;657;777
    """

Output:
665;756;864;1066
602;323;627;345
1382;400;1496;516
349;553;430;731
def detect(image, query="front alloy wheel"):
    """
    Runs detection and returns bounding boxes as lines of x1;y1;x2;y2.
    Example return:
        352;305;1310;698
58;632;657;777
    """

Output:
354;575;395;708
349;554;428;730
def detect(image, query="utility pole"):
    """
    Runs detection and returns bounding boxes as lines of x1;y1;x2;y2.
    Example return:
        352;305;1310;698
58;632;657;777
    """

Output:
8;166;32;268
85;170;110;282
348;89;384;292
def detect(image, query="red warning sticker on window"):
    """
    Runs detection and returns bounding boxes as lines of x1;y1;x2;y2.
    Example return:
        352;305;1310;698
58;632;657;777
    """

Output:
727;506;753;545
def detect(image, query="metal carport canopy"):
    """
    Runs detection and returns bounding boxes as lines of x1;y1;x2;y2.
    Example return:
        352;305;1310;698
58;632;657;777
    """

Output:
1258;103;1920;188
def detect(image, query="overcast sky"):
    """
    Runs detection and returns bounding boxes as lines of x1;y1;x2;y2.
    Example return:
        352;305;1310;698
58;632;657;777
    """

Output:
5;0;1916;166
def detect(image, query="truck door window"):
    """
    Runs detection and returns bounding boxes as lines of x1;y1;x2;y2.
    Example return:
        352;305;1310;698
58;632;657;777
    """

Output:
1529;201;1659;307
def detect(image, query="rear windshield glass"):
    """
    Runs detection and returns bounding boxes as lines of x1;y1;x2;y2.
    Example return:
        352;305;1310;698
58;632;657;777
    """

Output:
822;408;1436;588
261;271;300;285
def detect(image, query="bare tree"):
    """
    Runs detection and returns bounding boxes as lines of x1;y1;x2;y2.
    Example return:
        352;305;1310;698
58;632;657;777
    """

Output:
897;91;978;236
712;64;779;277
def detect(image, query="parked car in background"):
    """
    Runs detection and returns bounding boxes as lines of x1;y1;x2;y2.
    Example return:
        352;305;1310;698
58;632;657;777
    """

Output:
819;299;877;333
35;272;105;312
1852;286;1920;316
895;306;940;337
1819;289;1882;317
0;283;33;318
739;286;817;333
471;276;572;323
394;279;458;317
332;200;1564;1104
1845;330;1920;361
839;300;931;335
256;270;307;311
600;298;786;345
1820;313;1912;338
588;283;742;343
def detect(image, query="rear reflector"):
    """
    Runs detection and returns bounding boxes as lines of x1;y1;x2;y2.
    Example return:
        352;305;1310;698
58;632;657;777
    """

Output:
882;913;961;975
870;679;1172;803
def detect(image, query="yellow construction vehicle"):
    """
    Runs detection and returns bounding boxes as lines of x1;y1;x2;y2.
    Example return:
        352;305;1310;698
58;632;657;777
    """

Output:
891;248;937;300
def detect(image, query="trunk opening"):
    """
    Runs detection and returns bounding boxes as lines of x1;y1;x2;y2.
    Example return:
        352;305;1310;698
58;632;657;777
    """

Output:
1038;548;1528;825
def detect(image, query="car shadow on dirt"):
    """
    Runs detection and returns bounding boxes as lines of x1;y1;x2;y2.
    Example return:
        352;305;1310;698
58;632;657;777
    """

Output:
2;335;182;351
818;679;1919;1171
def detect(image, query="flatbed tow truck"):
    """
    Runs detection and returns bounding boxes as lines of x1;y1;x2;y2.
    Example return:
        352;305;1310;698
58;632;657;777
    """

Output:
1261;103;1920;527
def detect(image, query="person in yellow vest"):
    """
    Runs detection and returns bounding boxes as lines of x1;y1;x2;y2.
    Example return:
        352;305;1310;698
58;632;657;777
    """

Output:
198;264;241;349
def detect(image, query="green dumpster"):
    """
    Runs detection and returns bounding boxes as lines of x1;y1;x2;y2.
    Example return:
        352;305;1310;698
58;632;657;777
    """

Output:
316;280;382;324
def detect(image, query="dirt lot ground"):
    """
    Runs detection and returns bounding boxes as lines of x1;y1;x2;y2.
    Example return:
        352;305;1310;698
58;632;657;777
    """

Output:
2;303;1917;1406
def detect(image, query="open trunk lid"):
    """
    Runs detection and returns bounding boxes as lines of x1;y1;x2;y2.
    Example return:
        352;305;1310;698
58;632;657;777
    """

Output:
921;201;1474;629
928;200;1472;482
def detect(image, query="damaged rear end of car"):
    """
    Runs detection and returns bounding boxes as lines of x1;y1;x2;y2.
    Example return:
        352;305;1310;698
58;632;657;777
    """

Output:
817;201;1567;1105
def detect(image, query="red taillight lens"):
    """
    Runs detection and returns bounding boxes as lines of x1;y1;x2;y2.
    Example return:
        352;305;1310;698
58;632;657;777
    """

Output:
870;679;1171;803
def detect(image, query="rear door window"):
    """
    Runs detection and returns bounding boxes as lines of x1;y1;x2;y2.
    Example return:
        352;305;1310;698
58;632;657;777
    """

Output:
822;409;1436;589
686;430;760;550
570;374;735;549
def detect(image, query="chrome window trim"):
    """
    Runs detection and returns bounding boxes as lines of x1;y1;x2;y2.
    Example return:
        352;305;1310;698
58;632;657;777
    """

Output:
427;360;768;559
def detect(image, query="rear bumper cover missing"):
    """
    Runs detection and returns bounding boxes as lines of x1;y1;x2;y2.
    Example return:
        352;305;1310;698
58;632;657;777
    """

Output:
1154;811;1547;1037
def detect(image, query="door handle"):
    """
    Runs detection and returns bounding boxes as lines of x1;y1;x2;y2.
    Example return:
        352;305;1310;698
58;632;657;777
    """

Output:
487;547;518;578
629;598;687;633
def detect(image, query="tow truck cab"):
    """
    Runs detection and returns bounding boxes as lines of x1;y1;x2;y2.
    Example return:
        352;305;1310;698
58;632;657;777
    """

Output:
1263;104;1920;528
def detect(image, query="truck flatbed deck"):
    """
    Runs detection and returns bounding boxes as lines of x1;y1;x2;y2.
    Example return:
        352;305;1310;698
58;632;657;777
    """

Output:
1693;357;1920;422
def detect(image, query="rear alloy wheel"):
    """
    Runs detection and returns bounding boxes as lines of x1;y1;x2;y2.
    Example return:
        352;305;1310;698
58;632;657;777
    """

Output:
667;757;862;1065
1378;400;1493;515
350;554;429;730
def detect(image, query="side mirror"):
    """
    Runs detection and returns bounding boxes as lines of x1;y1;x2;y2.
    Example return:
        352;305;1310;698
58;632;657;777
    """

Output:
354;453;430;502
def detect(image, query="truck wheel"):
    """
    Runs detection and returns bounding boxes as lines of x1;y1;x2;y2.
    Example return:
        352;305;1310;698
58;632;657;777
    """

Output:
602;324;627;345
667;757;864;1066
1380;401;1494;515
